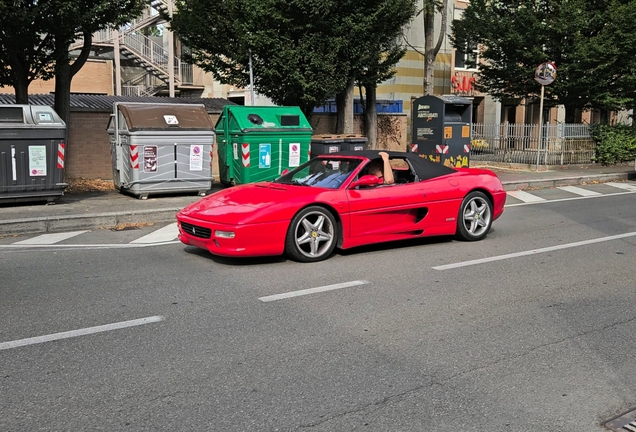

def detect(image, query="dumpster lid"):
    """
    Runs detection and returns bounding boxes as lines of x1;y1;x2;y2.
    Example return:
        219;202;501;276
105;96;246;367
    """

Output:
219;105;312;133
437;95;472;105
117;103;214;132
0;104;65;127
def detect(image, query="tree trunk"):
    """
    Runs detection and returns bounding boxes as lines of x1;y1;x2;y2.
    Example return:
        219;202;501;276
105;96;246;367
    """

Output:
423;5;435;95
13;72;30;104
9;56;30;104
364;85;378;150
54;31;92;126
423;0;448;95
54;60;72;126
335;78;355;134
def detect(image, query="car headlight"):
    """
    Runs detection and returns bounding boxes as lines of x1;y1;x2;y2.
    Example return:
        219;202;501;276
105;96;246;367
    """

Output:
215;230;236;239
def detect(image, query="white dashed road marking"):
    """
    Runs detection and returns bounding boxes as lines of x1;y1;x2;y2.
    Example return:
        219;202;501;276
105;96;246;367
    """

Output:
130;222;179;244
433;231;636;270
12;230;89;245
606;182;636;192
0;316;164;350
557;186;602;196
507;190;546;203
259;280;369;302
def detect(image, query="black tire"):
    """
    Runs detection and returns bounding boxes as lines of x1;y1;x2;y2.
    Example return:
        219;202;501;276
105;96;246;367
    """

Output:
455;191;493;241
285;206;338;262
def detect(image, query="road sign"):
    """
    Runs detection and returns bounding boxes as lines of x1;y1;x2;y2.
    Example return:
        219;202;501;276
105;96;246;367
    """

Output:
535;62;557;86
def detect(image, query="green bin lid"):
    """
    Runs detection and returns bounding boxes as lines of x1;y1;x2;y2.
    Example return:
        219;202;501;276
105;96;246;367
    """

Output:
219;105;312;133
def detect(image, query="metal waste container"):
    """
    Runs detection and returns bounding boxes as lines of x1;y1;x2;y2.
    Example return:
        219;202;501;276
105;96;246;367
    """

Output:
310;134;343;158
216;105;312;186
0;104;68;203
107;102;215;199
341;134;368;152
411;95;472;168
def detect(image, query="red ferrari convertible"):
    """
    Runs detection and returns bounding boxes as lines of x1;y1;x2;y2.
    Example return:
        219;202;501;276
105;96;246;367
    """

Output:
176;151;506;262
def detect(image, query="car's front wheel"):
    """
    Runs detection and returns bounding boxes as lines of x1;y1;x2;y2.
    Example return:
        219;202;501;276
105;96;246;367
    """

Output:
456;191;493;241
285;206;338;262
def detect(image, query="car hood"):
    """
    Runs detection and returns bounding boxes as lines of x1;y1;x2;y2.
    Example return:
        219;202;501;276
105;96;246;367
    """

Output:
178;182;322;224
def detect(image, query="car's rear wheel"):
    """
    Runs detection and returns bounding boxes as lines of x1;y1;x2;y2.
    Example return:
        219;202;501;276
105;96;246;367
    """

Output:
456;191;493;241
285;206;338;262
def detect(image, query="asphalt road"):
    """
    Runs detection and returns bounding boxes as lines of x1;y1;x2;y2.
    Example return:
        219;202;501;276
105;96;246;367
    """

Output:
1;190;636;431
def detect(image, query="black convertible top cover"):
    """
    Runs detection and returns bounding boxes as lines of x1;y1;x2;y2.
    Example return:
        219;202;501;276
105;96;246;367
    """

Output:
328;150;457;181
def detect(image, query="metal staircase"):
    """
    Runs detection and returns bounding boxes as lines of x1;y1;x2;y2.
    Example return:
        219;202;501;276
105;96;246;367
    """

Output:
70;0;196;96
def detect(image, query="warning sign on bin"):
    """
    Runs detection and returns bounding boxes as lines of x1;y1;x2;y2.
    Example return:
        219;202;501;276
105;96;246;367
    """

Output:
144;145;157;173
289;143;300;167
190;145;203;171
29;146;47;176
259;143;271;168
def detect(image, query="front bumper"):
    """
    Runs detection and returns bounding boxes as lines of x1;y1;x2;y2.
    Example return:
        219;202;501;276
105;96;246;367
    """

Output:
176;214;288;258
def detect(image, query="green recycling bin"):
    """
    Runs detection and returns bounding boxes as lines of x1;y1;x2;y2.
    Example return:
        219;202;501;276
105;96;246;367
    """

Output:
216;106;313;186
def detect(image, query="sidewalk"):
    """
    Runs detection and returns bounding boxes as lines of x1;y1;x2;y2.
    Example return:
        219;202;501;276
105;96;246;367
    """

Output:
1;163;634;236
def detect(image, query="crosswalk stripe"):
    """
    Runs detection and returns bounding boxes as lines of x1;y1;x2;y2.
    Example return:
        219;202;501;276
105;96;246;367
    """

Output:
606;182;636;192
13;230;89;245
557;186;602;196
507;190;546;203
130;223;179;244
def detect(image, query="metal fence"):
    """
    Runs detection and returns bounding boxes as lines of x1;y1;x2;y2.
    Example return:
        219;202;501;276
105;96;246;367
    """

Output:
471;123;596;165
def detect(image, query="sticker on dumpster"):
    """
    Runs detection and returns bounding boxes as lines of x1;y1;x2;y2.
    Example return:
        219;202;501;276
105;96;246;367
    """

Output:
28;145;47;176
444;127;453;139
233;142;238;160
37;112;53;122
190;145;203;171
462;125;470;138
163;115;179;125
259;143;271;169
143;146;158;173
289;143;300;167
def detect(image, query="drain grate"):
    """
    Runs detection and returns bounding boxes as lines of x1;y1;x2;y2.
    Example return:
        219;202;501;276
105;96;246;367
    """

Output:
604;408;636;431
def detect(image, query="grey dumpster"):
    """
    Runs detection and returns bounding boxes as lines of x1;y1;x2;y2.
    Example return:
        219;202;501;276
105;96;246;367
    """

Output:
107;102;215;199
310;134;343;158
0;104;68;203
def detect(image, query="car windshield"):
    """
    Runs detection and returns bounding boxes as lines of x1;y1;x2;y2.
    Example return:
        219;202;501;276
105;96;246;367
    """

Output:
274;157;363;189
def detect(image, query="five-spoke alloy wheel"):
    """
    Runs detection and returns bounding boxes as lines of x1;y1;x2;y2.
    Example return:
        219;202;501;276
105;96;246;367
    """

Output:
285;206;338;262
456;191;493;241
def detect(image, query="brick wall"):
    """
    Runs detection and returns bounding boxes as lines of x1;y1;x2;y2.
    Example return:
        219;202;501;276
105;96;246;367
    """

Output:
66;112;112;179
65;110;406;180
0;60;114;96
311;113;408;151
66;112;221;180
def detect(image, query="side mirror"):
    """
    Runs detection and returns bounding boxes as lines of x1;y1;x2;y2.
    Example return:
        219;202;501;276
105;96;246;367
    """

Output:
349;174;383;189
281;169;289;175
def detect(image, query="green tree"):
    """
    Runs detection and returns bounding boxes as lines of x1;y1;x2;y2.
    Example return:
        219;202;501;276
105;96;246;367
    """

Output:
403;0;449;95
348;0;418;146
0;0;144;124
47;0;145;124
0;1;55;104
451;0;636;122
170;0;349;117
170;0;417;135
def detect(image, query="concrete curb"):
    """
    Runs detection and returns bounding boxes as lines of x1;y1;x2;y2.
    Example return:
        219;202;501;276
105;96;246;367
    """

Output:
1;172;633;236
502;172;632;191
0;208;181;236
